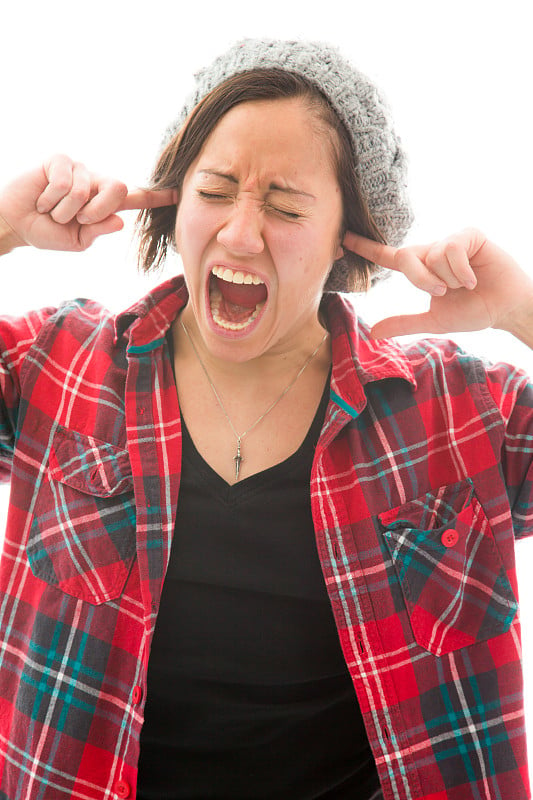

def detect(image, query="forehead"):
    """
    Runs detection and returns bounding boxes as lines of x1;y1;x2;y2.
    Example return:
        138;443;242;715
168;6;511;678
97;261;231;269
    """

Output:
194;97;338;184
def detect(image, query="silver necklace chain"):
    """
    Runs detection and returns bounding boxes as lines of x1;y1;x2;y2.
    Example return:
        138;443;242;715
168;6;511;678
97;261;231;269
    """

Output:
180;319;329;480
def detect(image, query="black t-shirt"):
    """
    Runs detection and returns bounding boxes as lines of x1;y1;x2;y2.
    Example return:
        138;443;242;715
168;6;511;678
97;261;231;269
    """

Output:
137;342;381;799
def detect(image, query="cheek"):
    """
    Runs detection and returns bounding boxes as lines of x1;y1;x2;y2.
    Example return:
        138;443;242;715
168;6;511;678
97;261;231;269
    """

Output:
269;233;333;299
286;225;338;278
175;204;215;256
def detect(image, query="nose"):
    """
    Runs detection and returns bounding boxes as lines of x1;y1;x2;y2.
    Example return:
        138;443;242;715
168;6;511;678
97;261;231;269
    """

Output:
217;196;264;256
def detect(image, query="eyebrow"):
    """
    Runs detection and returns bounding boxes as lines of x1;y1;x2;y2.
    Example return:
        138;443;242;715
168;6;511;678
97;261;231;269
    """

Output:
198;170;316;200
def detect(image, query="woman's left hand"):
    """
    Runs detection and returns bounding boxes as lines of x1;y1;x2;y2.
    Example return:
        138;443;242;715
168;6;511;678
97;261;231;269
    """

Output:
344;228;533;346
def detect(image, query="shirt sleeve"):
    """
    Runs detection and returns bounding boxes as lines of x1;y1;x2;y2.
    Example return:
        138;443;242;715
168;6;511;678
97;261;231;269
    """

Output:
0;308;56;483
484;360;533;540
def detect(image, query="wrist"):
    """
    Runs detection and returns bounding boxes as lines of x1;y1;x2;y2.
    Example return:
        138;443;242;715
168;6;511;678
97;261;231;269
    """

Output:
497;292;533;350
0;212;24;255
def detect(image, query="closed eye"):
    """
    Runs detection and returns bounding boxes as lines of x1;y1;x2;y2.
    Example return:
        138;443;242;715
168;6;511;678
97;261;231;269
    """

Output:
197;191;303;220
268;205;302;220
197;190;230;200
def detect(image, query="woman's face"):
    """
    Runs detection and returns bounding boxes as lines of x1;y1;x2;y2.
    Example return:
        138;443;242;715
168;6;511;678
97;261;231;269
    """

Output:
175;97;344;363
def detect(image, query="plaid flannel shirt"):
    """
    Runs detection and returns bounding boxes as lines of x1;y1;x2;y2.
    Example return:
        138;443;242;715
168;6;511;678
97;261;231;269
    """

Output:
0;275;532;800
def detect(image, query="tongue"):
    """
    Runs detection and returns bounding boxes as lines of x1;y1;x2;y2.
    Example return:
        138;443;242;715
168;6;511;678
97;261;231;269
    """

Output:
215;275;267;308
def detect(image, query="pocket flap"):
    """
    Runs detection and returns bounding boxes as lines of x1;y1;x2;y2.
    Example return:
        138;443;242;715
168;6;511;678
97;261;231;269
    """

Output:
28;427;136;604
378;478;474;532
49;426;133;497
378;479;517;655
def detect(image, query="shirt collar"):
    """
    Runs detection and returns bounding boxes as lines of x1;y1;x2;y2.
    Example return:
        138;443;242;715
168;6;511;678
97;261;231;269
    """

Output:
114;278;416;400
114;276;188;350
322;292;417;419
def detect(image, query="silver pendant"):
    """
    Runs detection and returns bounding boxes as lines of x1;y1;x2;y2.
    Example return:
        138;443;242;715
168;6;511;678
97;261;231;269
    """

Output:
234;437;243;481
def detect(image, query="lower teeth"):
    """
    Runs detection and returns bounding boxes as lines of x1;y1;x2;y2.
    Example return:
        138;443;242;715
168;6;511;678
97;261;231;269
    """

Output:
210;298;265;331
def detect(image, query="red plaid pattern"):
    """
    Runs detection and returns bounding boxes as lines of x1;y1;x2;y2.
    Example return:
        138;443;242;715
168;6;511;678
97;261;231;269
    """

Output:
0;276;532;799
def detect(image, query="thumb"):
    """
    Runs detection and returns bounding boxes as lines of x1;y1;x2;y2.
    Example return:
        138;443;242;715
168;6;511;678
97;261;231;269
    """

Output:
370;312;439;340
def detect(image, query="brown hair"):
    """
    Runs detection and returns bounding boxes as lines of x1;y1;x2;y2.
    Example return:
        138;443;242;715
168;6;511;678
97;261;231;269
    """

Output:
136;68;386;292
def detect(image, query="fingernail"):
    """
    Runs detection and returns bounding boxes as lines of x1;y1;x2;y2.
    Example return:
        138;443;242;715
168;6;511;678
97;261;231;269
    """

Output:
432;285;447;296
464;280;476;290
77;214;89;224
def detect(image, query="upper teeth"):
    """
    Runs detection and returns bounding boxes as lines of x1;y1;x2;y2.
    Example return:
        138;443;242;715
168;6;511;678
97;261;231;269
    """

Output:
212;265;264;285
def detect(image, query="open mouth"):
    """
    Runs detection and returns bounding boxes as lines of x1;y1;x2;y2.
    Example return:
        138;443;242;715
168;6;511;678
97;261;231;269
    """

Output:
209;266;267;331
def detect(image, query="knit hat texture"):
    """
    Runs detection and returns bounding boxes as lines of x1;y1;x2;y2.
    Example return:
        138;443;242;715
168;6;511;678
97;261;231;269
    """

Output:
165;38;413;247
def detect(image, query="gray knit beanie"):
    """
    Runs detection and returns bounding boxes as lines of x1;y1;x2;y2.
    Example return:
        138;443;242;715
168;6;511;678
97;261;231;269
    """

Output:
164;38;413;247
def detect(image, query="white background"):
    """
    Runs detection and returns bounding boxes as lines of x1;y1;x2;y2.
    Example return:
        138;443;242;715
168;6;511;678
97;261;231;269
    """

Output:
2;0;533;779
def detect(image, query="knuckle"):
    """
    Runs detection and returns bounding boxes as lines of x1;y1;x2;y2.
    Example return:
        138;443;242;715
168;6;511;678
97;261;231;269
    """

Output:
395;248;412;269
102;178;127;197
426;243;445;268
445;240;462;257
51;177;72;195
73;160;89;172
48;152;73;168
395;248;423;279
426;251;440;270
69;186;90;203
463;225;483;238
109;182;128;207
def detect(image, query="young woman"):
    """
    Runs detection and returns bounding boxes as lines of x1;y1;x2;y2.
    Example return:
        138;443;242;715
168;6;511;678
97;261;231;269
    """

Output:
0;39;532;800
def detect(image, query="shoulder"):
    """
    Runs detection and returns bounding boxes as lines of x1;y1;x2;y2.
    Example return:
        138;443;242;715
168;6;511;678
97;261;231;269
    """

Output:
24;298;117;364
47;297;114;333
378;333;532;430
399;335;530;396
400;335;486;381
0;299;113;378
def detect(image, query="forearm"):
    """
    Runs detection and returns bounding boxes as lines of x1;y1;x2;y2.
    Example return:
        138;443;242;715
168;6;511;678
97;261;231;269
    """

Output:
0;213;24;256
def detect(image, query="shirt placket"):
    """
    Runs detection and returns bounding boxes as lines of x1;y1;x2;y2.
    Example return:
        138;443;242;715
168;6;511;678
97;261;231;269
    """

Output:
121;333;181;798
125;334;181;629
311;395;421;800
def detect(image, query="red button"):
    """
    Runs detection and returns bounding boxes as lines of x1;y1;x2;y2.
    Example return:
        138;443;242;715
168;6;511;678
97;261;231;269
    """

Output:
115;780;131;798
132;685;143;705
441;528;459;547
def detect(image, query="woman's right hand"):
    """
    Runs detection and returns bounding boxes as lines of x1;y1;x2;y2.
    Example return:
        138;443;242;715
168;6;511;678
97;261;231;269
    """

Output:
0;154;177;252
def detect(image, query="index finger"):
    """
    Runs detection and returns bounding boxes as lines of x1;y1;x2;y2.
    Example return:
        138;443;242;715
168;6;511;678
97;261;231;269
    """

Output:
343;231;398;269
119;188;178;211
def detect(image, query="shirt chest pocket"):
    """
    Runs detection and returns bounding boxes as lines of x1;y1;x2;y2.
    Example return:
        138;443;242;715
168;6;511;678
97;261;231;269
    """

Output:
378;479;518;656
26;426;136;605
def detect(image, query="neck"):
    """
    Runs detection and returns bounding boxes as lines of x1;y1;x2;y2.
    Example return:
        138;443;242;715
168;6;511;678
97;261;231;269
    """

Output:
175;305;331;388
172;306;332;484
